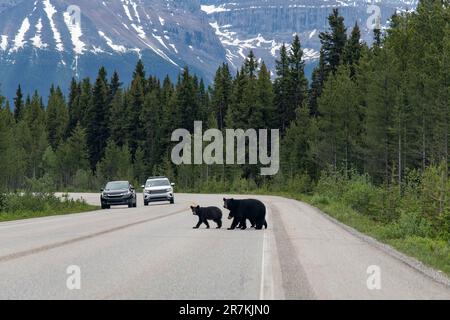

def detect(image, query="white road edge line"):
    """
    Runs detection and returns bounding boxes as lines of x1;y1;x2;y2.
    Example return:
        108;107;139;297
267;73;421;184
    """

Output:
260;204;275;300
259;229;267;300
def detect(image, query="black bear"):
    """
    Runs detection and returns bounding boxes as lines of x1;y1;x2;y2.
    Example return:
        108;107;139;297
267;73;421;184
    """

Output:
223;198;268;230
191;205;223;229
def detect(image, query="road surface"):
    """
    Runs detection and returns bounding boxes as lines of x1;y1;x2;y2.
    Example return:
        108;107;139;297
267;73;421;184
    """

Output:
0;193;449;299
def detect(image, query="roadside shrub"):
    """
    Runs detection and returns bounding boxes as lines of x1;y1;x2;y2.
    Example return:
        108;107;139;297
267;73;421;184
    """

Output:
25;174;56;193
73;169;91;191
314;168;348;199
286;174;313;195
0;193;6;211
341;174;382;219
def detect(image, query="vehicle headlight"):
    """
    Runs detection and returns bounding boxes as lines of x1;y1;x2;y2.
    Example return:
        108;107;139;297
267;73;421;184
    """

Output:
166;188;172;192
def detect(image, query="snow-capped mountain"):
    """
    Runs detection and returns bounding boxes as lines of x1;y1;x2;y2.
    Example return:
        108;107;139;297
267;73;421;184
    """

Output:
200;0;418;76
0;0;226;99
0;0;416;100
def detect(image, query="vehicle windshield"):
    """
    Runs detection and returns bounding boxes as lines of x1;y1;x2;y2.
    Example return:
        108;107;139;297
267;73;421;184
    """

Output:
146;179;170;187
105;181;129;190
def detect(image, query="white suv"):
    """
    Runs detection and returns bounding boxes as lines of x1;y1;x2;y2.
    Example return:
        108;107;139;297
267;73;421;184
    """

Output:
141;177;175;206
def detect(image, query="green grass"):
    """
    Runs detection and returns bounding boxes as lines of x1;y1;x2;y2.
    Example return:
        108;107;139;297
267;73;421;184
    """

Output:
0;193;99;222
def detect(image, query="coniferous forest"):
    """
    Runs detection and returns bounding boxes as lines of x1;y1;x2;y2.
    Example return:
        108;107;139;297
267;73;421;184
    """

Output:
0;2;449;261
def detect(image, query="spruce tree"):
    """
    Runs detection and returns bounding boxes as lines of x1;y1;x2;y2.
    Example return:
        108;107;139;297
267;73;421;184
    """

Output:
46;86;69;150
274;44;291;133
85;69;110;169
211;63;232;130
13;85;24;122
289;35;309;119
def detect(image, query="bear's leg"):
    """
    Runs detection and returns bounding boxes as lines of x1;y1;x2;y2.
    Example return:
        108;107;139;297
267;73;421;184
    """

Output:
255;217;264;230
264;220;268;229
204;220;210;229
193;218;202;229
228;217;240;230
240;218;247;230
215;219;222;229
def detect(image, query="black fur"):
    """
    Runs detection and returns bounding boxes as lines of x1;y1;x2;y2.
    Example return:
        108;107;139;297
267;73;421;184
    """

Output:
223;198;268;230
191;205;223;229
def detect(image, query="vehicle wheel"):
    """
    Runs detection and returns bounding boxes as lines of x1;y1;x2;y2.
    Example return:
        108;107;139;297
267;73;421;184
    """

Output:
101;203;107;209
170;198;174;204
133;202;137;208
144;201;148;206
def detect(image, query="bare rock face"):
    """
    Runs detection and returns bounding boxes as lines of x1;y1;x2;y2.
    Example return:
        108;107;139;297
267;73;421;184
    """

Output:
0;0;415;99
200;0;416;77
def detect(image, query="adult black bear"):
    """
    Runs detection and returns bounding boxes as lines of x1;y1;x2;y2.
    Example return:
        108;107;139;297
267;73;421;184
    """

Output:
223;198;268;230
191;205;223;229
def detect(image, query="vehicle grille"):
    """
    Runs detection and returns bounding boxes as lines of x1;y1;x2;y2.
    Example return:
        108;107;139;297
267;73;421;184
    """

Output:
150;189;167;194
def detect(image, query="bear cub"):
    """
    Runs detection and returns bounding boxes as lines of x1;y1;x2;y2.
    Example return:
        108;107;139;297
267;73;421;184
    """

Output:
191;205;223;229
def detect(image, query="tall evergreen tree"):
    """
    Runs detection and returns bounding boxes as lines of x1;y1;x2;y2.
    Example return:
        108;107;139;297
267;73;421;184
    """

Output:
211;63;232;130
274;44;291;133
85;69;109;169
289;35;309;118
13;85;24;122
46;86;68;150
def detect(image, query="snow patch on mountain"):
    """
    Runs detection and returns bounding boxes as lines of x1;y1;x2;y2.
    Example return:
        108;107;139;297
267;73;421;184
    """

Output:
0;35;7;50
201;4;230;14
42;0;63;52
98;31;127;53
31;18;47;49
63;11;85;55
11;17;30;52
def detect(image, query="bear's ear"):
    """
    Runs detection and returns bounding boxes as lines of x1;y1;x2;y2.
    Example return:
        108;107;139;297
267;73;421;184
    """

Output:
197;205;200;209
223;197;226;201
190;205;194;209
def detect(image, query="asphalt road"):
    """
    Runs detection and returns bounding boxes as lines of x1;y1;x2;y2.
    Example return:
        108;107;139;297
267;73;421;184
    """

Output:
0;193;449;299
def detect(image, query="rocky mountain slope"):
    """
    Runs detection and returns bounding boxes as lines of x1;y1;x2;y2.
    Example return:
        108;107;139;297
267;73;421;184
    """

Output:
0;0;416;99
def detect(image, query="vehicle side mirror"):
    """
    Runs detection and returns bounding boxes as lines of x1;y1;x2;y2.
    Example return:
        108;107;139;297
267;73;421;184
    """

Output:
171;183;175;186
100;188;104;192
141;185;145;188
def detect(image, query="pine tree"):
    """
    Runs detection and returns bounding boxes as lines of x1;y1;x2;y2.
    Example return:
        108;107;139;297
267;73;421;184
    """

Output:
96;140;133;183
110;71;122;100
13;85;24;122
67;78;81;136
128;72;145;155
289;35;309;113
85;68;110;169
282;104;313;177
343;22;363;78
211;63;232;130
78;78;92;128
46;86;69;150
319;8;347;76
24;91;47;178
56;123;90;186
174;67;200;132
109;89;129;146
316;66;360;172
274;44;291;133
256;62;276;129
309;52;326;117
